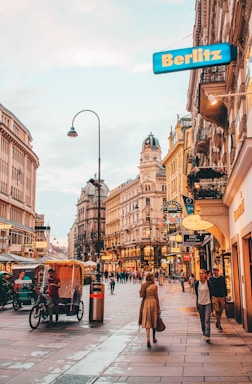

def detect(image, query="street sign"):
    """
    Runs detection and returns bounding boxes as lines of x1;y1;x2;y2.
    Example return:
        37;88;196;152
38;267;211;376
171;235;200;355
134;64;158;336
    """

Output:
153;43;237;74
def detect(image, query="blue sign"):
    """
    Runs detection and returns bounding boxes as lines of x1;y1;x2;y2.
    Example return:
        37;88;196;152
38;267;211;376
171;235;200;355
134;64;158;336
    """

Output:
153;43;237;74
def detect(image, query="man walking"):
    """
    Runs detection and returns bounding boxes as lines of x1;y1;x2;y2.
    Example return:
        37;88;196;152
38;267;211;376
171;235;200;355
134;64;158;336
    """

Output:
209;265;227;331
179;269;185;292
47;268;60;327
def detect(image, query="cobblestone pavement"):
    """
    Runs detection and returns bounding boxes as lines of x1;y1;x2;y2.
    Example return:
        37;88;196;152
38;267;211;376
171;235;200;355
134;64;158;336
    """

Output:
0;279;251;384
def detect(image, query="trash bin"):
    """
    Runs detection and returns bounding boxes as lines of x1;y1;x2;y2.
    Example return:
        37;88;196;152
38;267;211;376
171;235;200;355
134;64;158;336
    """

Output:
89;282;105;323
159;275;164;286
225;301;235;318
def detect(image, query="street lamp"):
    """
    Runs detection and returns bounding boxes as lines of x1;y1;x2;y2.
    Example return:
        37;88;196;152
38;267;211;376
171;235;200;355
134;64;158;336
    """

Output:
67;109;101;282
208;91;252;105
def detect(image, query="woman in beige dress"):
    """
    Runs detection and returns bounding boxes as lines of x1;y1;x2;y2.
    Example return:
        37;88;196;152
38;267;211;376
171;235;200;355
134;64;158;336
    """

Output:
139;272;160;348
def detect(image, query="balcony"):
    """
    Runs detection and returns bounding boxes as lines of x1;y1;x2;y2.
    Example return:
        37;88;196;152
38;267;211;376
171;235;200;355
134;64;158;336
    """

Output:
198;65;228;129
187;167;228;200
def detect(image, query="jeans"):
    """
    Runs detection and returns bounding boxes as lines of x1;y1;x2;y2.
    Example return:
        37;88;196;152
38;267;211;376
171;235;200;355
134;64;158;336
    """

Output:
198;303;212;337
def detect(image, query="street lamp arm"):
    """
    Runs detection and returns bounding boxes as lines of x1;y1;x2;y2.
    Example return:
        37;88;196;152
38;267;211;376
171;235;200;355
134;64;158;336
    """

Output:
71;109;100;133
70;109;101;184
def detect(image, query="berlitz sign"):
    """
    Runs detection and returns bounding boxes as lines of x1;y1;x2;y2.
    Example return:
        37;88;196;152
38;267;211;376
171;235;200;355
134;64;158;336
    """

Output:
153;43;237;74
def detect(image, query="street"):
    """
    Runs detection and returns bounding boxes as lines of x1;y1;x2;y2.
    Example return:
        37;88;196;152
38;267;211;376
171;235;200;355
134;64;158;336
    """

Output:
0;279;251;384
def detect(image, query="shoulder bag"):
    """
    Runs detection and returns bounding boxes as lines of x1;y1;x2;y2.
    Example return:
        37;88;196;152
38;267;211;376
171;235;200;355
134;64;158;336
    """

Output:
156;314;166;332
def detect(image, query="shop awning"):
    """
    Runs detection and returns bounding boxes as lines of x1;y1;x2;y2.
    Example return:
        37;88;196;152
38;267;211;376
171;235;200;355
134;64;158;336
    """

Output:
0;253;36;263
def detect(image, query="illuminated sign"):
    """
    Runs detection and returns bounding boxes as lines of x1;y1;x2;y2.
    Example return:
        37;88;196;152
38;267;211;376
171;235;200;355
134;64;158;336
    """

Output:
183;254;190;262
0;223;12;229
153;43;237;74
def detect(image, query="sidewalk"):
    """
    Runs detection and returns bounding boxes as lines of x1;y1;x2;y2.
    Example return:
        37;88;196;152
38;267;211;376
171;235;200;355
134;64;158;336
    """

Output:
54;279;252;383
0;279;251;384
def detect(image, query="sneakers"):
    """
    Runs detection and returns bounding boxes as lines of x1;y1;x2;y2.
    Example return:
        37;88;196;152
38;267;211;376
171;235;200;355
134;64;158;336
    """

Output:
205;337;210;343
216;322;223;331
147;341;151;348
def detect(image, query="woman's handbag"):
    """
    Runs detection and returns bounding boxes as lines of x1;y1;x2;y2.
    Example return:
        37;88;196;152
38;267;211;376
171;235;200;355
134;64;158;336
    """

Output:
156;314;166;332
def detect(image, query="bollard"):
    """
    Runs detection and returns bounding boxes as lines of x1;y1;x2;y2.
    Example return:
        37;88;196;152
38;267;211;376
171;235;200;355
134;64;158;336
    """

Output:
89;282;105;323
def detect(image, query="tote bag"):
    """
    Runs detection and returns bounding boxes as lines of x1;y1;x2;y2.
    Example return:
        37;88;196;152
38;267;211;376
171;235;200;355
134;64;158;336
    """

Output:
156;315;166;332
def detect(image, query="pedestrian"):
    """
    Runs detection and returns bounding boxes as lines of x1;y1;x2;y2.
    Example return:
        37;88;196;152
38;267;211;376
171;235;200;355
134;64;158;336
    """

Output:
110;276;115;294
206;270;211;280
195;269;214;343
188;273;195;293
104;270;109;283
47;268;60;327
209;265;227;331
179;269;185;292
138;272;160;349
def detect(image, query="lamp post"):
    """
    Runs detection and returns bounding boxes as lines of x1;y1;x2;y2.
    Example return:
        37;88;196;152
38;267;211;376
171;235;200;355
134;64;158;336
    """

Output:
67;109;101;282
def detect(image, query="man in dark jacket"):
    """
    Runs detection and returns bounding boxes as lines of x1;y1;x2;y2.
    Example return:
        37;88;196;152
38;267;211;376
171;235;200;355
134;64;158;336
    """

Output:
47;268;60;326
209;265;227;331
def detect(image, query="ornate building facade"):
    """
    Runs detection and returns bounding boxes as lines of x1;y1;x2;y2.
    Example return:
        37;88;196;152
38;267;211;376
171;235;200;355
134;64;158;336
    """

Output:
104;133;167;272
73;178;109;261
0;104;40;257
162;114;193;275
186;0;252;331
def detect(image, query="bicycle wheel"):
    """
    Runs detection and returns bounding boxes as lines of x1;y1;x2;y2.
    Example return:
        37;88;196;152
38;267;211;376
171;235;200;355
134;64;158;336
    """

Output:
77;300;84;321
13;297;21;311
29;305;41;329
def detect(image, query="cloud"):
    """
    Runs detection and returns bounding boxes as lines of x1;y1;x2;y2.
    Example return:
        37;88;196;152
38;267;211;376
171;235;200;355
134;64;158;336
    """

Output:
0;0;195;245
0;0;193;72
132;62;153;73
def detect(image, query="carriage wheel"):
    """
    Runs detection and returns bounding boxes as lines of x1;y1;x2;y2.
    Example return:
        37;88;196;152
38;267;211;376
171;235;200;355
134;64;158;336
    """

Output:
29;305;41;329
77;300;84;321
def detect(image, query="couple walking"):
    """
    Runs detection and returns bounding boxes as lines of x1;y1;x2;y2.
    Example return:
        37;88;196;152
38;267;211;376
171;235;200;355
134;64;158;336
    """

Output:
195;265;227;343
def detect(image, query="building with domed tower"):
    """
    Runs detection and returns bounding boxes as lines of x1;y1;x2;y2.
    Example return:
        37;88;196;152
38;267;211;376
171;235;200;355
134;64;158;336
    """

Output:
104;132;167;273
72;176;109;261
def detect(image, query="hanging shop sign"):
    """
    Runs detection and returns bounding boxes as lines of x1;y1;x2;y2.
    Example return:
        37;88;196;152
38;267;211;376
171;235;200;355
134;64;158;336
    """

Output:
153;43;237;74
163;201;182;213
182;214;213;231
182;195;194;215
183;234;205;244
183;254;191;262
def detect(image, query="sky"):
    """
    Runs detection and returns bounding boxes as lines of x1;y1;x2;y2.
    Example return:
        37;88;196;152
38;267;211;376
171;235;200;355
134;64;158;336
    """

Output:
0;0;195;247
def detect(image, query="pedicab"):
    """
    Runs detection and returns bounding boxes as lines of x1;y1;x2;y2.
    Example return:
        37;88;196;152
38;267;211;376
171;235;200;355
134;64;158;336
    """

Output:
0;271;14;308
29;259;85;329
12;264;44;310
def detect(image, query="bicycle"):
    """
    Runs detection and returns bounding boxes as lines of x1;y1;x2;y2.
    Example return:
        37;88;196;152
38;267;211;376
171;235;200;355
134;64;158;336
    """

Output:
29;293;49;329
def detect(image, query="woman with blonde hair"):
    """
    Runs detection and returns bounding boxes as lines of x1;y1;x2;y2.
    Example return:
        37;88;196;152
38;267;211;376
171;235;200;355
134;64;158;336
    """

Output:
138;272;160;348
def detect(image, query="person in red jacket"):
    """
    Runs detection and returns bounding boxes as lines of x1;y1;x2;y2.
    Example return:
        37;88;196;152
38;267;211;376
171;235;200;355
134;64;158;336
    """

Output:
47;268;60;327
